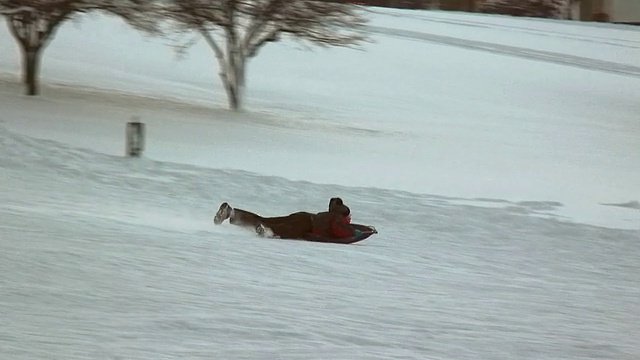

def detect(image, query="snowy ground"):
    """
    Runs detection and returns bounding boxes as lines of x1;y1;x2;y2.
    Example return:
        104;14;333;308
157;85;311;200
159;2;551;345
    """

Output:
1;7;639;360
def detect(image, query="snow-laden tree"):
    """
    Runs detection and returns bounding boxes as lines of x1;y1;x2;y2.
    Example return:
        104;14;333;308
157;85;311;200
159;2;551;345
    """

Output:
0;0;157;95
159;0;369;111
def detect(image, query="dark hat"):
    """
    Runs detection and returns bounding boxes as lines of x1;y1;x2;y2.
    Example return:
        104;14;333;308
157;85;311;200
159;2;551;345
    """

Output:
329;197;344;211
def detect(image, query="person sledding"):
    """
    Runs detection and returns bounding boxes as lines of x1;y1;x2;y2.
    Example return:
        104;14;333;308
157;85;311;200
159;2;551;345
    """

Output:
213;197;347;239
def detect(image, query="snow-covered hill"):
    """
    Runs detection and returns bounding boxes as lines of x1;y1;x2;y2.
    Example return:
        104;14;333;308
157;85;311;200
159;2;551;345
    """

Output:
1;8;639;360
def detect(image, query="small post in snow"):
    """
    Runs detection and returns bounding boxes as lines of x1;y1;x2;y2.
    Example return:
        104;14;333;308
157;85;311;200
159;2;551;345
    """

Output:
126;117;145;158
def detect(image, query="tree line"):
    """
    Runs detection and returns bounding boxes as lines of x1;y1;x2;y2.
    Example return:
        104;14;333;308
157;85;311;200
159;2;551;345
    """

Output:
0;0;369;111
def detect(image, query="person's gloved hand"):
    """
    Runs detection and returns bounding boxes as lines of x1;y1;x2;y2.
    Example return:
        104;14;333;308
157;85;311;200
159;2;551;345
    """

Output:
353;229;363;237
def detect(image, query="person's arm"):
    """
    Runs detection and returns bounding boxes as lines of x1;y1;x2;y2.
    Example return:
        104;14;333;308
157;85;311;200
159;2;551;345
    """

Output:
330;218;355;238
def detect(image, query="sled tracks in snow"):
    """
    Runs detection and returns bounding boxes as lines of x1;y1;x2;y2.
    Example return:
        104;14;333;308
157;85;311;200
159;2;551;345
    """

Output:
367;26;640;79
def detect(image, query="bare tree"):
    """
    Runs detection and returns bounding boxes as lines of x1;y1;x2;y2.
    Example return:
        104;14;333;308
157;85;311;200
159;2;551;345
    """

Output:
160;0;369;111
477;0;569;19
0;0;157;96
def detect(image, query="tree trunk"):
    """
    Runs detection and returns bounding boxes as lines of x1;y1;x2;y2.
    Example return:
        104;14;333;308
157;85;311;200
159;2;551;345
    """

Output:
224;71;240;111
237;55;246;89
200;20;248;111
219;53;241;111
223;34;246;111
22;46;41;96
231;54;246;110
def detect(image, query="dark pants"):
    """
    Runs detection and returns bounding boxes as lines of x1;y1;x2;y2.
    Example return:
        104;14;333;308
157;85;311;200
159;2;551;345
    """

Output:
230;209;314;239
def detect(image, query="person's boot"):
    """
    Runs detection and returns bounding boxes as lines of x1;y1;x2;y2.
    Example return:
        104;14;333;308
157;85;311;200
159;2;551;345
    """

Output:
255;223;266;236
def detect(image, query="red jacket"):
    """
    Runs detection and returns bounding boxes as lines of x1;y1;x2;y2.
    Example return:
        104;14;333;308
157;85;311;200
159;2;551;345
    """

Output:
312;212;353;238
330;214;352;238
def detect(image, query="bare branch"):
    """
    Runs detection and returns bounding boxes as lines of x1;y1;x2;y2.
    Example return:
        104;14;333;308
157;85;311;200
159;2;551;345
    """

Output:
200;28;225;64
0;6;35;15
